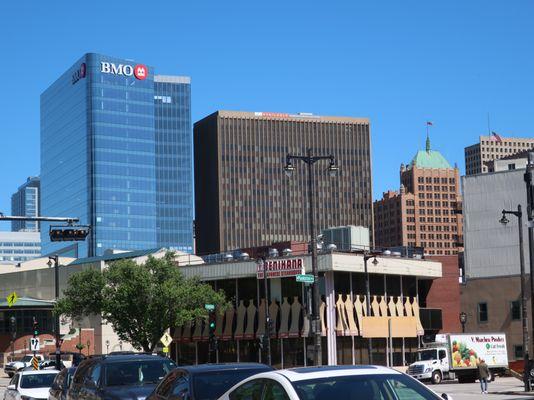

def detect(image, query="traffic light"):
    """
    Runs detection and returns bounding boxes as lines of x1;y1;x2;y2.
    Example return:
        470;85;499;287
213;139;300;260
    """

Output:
33;319;39;337
9;316;16;335
208;310;217;353
49;225;90;242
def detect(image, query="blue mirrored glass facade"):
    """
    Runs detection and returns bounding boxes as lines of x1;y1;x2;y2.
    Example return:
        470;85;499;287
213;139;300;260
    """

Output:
41;53;193;257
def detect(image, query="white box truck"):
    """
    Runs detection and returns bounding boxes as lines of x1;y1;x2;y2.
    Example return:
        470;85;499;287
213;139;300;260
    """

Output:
408;333;508;384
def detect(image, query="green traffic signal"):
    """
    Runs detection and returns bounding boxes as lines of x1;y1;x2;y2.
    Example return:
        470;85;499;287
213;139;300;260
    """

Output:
209;321;216;329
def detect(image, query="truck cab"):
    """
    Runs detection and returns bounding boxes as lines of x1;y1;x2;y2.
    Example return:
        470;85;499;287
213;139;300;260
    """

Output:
408;346;450;384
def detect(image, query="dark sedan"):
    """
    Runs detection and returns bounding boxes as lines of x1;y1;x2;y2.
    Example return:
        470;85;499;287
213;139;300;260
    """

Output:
147;363;273;400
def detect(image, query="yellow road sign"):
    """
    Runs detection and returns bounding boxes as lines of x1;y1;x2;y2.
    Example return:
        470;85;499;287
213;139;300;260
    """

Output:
31;356;39;370
162;347;169;353
6;292;18;307
160;332;173;347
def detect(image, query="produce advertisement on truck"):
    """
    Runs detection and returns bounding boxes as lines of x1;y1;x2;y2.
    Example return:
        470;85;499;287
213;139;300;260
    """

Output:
449;334;508;368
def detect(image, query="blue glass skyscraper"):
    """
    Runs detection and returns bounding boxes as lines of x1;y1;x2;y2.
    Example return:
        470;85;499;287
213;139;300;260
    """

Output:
40;54;193;257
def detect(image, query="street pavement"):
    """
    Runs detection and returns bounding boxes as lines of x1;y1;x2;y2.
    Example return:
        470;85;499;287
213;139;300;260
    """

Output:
426;377;534;400
0;374;9;399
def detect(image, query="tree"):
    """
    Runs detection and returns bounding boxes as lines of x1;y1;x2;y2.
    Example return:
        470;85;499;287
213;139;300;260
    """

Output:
55;252;227;352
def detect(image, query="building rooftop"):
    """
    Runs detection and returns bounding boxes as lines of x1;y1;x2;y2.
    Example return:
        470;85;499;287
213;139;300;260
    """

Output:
202;110;369;124
410;136;452;169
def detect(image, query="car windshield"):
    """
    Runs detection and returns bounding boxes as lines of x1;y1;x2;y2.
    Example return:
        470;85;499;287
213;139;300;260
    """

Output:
418;350;438;361
20;356;33;362
193;369;267;400
20;373;57;389
292;374;440;400
105;360;175;387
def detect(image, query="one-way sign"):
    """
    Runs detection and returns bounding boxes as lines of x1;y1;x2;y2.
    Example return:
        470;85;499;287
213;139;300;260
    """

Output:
30;337;40;351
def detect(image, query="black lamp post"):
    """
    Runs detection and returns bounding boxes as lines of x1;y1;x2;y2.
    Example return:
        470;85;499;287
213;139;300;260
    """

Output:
47;255;61;370
459;312;467;333
284;148;339;366
363;252;380;364
500;206;529;391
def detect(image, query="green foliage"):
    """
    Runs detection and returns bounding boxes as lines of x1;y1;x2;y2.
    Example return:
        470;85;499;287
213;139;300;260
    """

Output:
55;252;227;352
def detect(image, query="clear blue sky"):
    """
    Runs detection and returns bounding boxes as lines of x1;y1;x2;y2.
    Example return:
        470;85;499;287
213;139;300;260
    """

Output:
1;0;533;230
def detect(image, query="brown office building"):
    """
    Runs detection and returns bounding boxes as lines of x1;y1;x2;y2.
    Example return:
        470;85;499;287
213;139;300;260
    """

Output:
464;135;534;175
374;137;463;256
194;111;373;254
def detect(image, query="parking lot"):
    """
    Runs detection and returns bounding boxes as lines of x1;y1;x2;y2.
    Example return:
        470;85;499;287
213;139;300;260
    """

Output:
2;370;534;400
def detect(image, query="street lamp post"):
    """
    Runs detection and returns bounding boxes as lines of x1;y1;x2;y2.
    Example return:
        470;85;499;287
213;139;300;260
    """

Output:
363;253;379;364
525;153;534;360
47;255;61;370
284;148;339;366
500;206;529;391
459;312;467;333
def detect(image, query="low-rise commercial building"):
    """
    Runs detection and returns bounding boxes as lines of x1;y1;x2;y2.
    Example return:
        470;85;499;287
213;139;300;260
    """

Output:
0;248;449;367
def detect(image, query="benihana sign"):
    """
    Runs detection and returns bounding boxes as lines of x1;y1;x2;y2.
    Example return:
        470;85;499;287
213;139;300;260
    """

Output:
257;258;304;279
100;62;148;80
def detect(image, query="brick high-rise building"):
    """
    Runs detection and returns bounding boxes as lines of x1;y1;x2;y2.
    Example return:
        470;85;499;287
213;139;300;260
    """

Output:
374;137;463;256
194;110;373;254
464;134;534;175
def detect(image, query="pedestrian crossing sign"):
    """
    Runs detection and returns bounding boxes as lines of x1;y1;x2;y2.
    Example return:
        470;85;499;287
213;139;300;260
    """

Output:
160;332;173;347
6;292;18;307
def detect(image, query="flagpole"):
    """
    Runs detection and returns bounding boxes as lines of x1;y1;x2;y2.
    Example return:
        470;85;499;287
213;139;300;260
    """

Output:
487;113;491;136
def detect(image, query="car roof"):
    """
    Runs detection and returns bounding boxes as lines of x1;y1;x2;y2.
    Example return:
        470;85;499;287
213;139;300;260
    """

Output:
270;365;401;382
19;369;60;375
177;363;272;373
85;353;169;363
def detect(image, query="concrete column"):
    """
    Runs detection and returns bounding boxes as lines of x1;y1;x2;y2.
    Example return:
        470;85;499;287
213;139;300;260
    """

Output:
324;271;337;365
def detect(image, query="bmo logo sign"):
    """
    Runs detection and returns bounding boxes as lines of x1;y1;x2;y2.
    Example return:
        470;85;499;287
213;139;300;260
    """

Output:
100;62;148;80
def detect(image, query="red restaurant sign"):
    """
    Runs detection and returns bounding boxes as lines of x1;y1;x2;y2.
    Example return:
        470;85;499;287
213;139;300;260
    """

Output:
257;258;304;279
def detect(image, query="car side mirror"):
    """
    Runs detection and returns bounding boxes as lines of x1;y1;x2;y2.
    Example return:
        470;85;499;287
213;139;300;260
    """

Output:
7;384;16;391
441;394;453;400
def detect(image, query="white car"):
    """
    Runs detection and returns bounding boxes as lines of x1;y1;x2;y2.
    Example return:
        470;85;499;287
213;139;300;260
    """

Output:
4;370;59;400
218;365;453;400
4;355;44;377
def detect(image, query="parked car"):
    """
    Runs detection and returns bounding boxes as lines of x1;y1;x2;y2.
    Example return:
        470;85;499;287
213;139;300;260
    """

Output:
66;353;175;400
217;365;454;400
4;355;44;377
147;363;273;400
48;367;77;400
4;370;59;400
22;359;65;372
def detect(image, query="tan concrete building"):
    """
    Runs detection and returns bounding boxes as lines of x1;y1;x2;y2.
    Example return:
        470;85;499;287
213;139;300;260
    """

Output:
464;135;534;175
460;276;526;362
374;137;463;256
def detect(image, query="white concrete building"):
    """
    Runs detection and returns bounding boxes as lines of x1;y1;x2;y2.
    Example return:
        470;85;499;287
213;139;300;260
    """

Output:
0;231;41;265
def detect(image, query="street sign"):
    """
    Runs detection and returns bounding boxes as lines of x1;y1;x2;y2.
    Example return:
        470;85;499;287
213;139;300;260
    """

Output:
162;346;169;353
30;338;40;351
6;291;18;307
31;356;39;370
296;274;315;283
160;332;173;347
204;304;215;311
